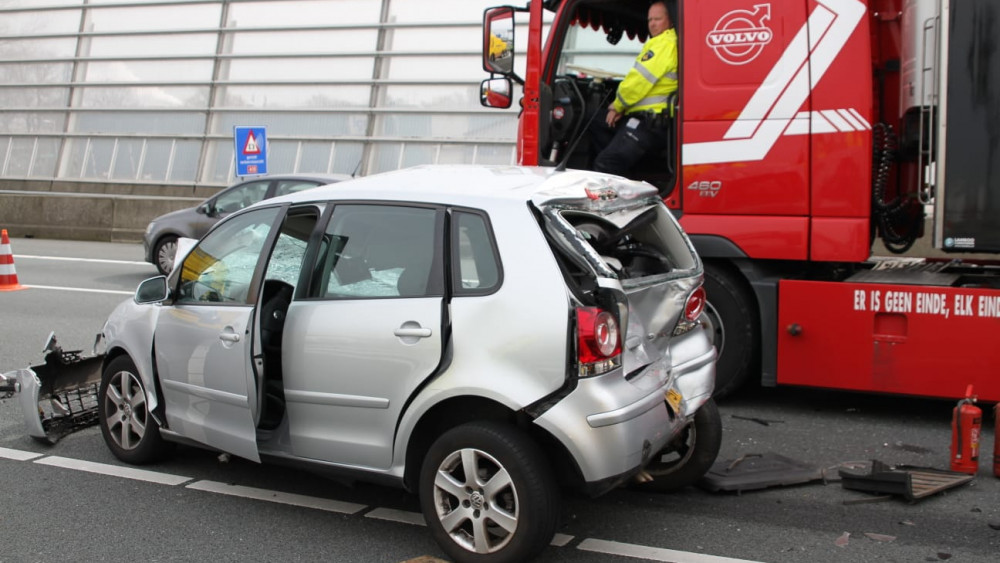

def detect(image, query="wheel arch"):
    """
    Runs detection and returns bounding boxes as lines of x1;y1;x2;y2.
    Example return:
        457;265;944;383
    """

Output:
102;344;168;428
401;396;583;492
691;234;780;391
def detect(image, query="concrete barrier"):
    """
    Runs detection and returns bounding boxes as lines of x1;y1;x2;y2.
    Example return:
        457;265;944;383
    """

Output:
0;180;208;243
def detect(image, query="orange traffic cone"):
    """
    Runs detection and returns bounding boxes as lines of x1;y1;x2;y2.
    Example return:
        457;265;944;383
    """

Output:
0;229;25;291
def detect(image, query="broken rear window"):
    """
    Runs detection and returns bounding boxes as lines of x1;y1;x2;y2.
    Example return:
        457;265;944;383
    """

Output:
541;203;698;286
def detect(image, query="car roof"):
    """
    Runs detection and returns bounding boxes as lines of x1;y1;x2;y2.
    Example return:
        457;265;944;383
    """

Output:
270;165;658;209
231;172;352;187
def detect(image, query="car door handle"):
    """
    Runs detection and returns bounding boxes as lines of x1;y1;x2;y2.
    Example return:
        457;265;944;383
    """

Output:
219;332;241;343
394;327;432;338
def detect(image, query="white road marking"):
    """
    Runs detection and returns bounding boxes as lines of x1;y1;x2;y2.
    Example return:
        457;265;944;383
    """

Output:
23;284;134;295
363;507;576;547
0;446;44;461
16;254;149;267
551;533;575;547
187;479;367;514
366;507;426;526
34;456;193;485
3;451;747;562
578;538;765;562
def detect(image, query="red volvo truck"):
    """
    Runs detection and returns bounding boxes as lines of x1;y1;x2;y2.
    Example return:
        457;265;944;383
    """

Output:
480;0;1000;400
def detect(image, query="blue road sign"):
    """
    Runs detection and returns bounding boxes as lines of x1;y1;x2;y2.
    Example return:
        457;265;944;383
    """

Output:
234;126;268;176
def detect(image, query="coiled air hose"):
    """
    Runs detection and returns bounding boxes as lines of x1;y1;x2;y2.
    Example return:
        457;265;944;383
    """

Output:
871;122;921;254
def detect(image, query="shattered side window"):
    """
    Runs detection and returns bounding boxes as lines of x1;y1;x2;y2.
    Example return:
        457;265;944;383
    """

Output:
452;210;501;295
263;209;321;290
266;234;309;286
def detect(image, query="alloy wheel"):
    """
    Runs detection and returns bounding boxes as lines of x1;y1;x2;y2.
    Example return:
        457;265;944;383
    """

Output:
431;447;519;554
103;369;148;451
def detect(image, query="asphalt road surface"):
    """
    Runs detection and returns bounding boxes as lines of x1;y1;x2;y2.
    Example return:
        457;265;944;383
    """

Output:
1;237;998;562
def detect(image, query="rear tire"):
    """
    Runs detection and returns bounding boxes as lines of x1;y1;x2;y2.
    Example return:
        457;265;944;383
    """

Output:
98;356;173;464
153;235;178;275
703;262;759;398
419;421;558;563
633;398;722;493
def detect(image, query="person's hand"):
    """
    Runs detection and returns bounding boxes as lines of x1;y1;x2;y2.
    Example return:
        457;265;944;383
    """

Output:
605;107;622;127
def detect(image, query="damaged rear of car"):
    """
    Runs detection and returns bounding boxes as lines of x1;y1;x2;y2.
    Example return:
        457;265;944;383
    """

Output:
529;173;720;493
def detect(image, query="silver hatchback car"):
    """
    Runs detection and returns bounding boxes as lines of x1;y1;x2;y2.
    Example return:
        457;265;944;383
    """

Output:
98;165;718;562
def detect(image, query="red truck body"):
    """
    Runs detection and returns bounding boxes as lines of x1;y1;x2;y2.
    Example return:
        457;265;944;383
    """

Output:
482;0;1000;401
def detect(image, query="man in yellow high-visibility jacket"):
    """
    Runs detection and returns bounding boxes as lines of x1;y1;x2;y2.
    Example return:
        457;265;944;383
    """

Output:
592;1;677;176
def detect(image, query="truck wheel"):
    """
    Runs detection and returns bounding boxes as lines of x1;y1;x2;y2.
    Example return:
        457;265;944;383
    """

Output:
98;356;173;464
419;421;558;563
633;398;722;493
154;235;178;275
703;262;759;398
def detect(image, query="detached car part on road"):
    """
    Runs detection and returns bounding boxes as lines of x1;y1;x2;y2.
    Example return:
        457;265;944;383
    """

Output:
2;165;718;563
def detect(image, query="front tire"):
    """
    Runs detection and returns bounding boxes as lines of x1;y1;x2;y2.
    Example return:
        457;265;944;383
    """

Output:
419;422;558;563
98;356;173;464
633;398;722;493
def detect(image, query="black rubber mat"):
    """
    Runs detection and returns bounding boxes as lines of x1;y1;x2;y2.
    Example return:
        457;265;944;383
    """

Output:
698;452;825;493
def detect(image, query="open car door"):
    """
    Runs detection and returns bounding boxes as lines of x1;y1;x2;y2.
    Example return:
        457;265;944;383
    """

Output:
154;206;284;462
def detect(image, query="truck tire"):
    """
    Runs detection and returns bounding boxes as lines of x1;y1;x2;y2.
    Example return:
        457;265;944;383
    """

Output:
633;398;722;493
703;262;759;398
419;421;558;563
98;356;173;464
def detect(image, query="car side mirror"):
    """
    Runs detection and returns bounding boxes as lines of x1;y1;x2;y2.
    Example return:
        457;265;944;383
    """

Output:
135;276;169;304
198;202;215;217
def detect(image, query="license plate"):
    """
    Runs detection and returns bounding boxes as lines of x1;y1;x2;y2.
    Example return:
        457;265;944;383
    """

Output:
665;388;682;413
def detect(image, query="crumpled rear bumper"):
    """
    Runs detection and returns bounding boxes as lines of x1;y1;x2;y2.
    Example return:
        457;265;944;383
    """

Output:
0;334;104;444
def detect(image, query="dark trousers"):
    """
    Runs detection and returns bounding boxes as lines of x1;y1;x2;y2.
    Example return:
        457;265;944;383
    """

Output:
590;112;671;177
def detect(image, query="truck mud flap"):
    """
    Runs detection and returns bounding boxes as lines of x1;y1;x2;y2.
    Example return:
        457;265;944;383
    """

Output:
838;459;975;502
0;334;104;444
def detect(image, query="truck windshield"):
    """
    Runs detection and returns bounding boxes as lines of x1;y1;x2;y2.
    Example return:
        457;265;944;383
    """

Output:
556;24;644;78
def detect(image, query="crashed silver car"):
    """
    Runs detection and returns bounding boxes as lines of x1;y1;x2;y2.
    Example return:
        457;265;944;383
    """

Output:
2;165;718;563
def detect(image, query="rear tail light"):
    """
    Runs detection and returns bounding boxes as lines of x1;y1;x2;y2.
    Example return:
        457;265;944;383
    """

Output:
673;285;706;336
576;307;622;377
685;286;706;321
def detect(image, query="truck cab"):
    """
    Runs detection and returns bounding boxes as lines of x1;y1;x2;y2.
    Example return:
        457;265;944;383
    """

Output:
482;0;1000;402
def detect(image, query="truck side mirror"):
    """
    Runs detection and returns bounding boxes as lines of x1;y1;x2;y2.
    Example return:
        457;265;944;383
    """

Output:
483;6;515;75
480;77;513;109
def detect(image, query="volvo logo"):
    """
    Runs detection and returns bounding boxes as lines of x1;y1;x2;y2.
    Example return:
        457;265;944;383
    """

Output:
706;4;773;66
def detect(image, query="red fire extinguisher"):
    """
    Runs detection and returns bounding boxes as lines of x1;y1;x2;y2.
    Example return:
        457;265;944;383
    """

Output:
950;385;981;475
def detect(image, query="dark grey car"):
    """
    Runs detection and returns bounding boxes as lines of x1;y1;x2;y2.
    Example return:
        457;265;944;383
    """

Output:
143;173;349;274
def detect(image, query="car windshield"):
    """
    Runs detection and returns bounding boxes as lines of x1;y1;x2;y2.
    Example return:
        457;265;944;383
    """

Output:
176;207;279;303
